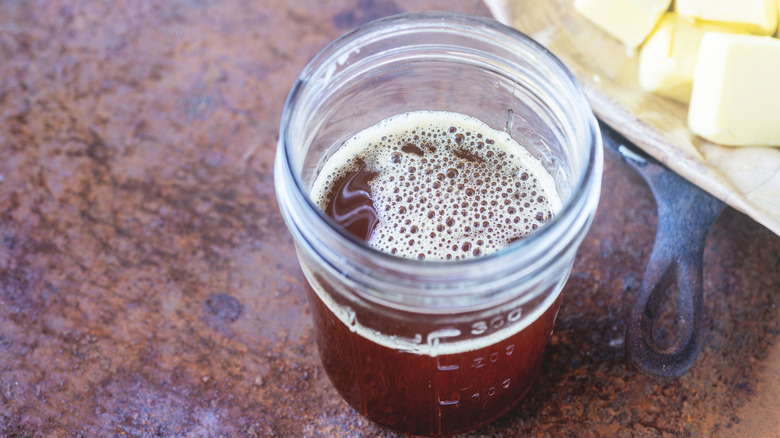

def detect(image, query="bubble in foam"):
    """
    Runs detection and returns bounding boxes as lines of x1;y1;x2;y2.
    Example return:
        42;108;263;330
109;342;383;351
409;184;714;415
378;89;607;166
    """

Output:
310;111;562;261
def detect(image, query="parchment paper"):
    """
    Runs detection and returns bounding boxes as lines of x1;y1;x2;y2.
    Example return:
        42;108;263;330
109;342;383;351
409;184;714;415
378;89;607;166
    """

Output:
484;0;780;236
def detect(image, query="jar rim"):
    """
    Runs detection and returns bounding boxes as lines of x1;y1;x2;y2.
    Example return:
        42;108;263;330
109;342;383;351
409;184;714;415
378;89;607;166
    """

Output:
276;11;602;303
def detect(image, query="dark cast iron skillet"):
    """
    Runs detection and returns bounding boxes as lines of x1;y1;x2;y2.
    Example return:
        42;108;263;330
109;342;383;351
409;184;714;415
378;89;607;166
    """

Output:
599;121;727;379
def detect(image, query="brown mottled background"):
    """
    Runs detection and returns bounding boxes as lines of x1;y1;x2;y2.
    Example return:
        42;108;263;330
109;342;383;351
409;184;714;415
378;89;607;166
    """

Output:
0;1;777;437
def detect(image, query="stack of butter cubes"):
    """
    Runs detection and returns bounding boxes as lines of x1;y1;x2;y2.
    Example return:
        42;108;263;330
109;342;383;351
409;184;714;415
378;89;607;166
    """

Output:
574;0;780;147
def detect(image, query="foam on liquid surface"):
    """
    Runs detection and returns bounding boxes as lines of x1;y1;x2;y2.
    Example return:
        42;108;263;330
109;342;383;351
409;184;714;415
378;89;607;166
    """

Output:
311;111;562;261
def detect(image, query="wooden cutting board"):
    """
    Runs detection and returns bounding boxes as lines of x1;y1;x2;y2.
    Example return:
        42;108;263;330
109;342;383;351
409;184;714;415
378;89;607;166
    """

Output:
485;0;780;236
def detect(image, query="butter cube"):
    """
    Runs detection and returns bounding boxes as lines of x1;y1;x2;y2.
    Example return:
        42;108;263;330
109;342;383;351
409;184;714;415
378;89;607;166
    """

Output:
638;13;747;102
675;0;778;35
688;32;780;146
574;0;672;52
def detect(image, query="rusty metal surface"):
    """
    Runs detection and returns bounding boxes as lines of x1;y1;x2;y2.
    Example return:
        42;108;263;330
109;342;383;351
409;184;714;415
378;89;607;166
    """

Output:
0;1;777;437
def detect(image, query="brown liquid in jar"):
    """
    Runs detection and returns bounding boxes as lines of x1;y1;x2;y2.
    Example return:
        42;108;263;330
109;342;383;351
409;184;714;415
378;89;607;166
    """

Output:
305;279;560;436
308;111;562;435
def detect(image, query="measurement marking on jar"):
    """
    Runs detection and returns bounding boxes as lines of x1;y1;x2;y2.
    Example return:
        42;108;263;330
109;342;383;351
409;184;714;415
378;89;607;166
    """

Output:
435;356;462;408
470;344;516;369
392;333;424;353
427;328;461;357
438;398;459;407
468;377;513;403
508;308;522;322
471;321;488;335
346;308;357;332
437;362;459;371
427;328;461;345
470;307;523;335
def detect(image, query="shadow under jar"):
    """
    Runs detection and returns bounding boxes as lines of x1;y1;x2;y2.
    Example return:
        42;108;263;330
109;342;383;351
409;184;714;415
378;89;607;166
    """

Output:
275;12;602;437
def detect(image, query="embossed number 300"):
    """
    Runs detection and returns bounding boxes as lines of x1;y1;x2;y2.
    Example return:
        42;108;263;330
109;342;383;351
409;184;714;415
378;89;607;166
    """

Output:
470;307;523;335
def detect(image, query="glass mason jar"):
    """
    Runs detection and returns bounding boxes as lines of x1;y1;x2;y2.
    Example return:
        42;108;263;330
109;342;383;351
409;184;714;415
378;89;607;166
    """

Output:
275;12;602;437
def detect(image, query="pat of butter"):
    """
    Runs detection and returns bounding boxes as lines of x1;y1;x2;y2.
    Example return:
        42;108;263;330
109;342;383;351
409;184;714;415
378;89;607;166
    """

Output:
675;0;778;35
688;32;780;146
574;0;672;53
638;13;747;102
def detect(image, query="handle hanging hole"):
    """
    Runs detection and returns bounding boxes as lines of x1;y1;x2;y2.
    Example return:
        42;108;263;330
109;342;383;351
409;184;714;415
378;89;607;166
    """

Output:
649;281;681;351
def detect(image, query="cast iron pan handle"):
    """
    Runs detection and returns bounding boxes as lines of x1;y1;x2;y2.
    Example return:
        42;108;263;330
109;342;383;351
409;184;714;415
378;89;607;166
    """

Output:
600;122;726;379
